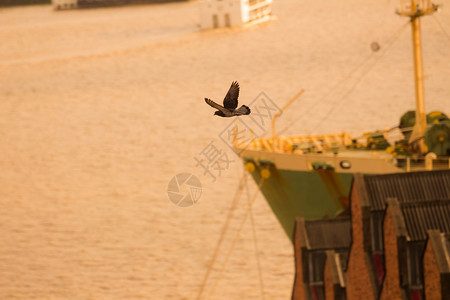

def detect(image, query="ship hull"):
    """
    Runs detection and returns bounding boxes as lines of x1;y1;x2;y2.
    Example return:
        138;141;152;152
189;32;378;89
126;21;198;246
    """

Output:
248;164;353;241
240;147;404;242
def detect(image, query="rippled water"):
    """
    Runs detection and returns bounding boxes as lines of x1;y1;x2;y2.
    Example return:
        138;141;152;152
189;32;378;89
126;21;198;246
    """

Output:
0;0;449;299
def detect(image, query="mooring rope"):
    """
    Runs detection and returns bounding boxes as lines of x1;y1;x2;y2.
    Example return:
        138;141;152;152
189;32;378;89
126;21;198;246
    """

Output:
195;175;246;300
244;173;265;300
205;175;265;300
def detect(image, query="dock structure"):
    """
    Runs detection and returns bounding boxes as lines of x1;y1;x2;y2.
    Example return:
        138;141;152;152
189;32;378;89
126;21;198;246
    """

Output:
423;230;450;300
199;0;273;29
379;198;450;300
292;217;351;300
292;169;450;300
347;170;450;299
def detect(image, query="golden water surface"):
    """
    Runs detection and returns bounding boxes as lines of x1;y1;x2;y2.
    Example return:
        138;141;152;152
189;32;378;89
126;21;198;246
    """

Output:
0;0;449;298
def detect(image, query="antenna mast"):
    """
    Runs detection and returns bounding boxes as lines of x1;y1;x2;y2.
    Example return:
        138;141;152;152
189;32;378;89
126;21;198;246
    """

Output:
396;0;439;154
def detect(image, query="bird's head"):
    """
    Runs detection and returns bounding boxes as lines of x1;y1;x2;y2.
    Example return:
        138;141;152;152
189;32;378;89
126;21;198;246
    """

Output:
214;111;225;117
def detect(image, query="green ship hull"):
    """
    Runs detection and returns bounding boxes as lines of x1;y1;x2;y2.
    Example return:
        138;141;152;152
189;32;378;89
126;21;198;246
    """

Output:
238;132;449;243
247;163;353;241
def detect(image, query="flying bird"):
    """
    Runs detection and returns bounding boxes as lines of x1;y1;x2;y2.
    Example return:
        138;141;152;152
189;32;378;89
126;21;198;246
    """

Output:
204;81;251;117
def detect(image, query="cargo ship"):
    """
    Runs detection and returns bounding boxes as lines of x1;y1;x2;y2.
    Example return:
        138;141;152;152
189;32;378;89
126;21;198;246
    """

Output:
234;0;449;241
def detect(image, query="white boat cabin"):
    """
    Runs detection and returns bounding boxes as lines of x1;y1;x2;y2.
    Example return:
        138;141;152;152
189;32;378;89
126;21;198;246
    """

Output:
200;0;273;29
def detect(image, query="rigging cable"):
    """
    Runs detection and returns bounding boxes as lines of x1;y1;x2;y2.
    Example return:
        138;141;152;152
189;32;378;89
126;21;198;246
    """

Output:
309;20;410;134
195;175;245;300
432;14;450;44
206;176;265;300
276;20;410;137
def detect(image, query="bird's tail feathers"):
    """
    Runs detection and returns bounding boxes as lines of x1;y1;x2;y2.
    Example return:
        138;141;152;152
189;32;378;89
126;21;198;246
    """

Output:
234;105;251;115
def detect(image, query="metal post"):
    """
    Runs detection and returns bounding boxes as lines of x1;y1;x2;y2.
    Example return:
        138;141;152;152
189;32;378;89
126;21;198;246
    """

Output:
408;6;428;153
397;0;439;154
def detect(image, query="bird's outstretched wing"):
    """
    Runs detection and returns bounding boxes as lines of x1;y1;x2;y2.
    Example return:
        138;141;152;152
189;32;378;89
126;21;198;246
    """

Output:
223;81;240;109
205;98;230;114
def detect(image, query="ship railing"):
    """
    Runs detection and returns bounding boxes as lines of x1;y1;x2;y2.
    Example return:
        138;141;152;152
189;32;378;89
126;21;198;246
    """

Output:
235;132;353;153
395;154;450;171
247;0;273;22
